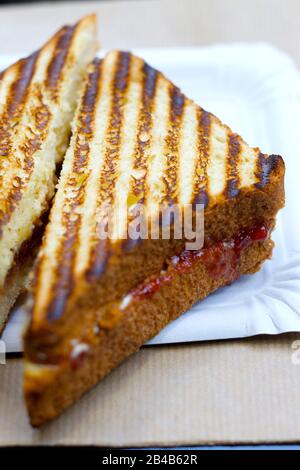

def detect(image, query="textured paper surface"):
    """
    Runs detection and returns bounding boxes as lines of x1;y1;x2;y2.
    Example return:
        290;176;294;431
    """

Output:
2;44;300;352
1;334;300;446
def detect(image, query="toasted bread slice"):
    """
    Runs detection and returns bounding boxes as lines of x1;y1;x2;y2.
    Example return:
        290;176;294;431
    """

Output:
25;236;274;427
0;15;97;332
24;51;285;426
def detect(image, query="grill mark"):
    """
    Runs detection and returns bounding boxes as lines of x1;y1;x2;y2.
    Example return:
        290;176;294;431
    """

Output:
99;51;131;204
255;153;280;188
85;238;110;282
0;52;40;235
122;62;158;252
163;85;185;204
86;52;131;281
45;60;102;321
0;177;24;239
226;133;241;198
45;219;79;322
130;62;158;202
7;52;39;116
46;25;76;92
0;53;39;159
193;109;211;208
34;95;51;132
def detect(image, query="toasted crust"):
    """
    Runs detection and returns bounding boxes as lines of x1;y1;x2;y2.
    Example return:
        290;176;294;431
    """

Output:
25;236;273;427
0;254;34;335
26;51;285;339
0;15;97;328
24;51;285;426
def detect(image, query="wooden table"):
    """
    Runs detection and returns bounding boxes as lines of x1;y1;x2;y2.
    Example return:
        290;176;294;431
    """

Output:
0;0;299;447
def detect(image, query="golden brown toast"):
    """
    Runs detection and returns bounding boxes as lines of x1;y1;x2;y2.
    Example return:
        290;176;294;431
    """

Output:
0;15;97;333
24;51;285;426
25;237;274;427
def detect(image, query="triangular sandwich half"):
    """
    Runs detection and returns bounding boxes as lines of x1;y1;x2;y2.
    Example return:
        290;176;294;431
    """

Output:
0;15;97;332
24;51;285;426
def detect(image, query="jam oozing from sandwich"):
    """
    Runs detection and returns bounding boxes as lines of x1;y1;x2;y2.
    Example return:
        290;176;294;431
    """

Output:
124;223;269;303
70;341;90;371
27;223;269;367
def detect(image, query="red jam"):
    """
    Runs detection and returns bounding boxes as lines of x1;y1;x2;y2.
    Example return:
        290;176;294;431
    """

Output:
129;223;269;302
37;224;269;368
70;341;90;371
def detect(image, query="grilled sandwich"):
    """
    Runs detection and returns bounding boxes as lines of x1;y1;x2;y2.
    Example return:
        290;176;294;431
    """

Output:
0;15;97;332
24;51;285;426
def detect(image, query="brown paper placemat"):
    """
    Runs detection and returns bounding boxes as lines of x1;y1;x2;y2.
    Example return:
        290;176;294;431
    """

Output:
1;334;300;446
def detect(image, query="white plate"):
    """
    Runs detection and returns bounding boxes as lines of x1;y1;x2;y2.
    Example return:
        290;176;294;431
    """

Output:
2;44;300;352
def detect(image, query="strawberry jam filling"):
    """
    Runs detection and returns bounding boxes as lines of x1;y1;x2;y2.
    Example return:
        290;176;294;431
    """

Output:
28;223;270;367
125;223;270;303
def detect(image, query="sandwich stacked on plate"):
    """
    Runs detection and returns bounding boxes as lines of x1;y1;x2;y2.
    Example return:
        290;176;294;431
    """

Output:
0;15;97;333
0;16;285;426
